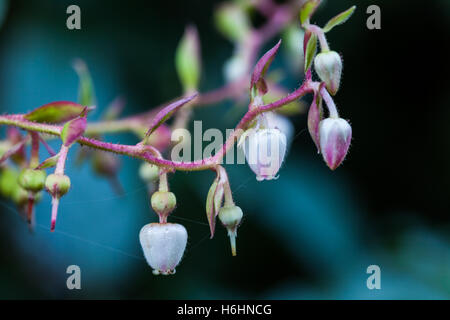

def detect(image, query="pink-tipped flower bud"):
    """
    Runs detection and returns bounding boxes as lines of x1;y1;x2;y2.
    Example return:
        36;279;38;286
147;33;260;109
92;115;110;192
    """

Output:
242;128;287;181
45;174;71;197
314;51;342;95
218;205;243;256
151;191;176;223
45;174;71;231
319;117;352;170
139;223;188;275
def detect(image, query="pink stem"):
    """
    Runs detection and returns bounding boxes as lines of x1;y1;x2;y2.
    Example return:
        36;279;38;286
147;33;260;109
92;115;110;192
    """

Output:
55;145;69;175
0;80;315;171
319;85;339;118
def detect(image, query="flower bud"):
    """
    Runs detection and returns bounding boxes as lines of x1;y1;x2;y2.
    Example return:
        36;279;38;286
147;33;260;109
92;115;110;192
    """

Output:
242;128;287;181
45;174;71;231
314;51;342;95
139;163;160;183
92;152;120;177
0;167;19;198
45;174;71;197
18;168;46;193
151;191;176;223
219;205;243;256
319;117;352;170
139;223;188;275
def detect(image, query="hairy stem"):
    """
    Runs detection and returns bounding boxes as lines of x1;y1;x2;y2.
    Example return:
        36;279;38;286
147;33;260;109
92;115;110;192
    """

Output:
308;25;330;52
0;80;314;172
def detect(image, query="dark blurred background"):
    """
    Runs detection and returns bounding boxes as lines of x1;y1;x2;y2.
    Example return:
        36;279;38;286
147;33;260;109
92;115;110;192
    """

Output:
0;0;449;299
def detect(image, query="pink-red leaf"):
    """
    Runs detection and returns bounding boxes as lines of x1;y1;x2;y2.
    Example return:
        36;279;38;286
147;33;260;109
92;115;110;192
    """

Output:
250;40;281;95
61;109;88;147
145;93;198;138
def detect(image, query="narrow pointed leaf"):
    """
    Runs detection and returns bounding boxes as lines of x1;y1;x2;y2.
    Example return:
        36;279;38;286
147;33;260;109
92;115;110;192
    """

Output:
144;93;198;138
250;40;281;95
205;168;227;238
25;101;92;124
73;59;96;107
176;25;201;91
299;0;321;26
0;138;28;164
36;153;60;170
323;6;356;33
206;178;219;237
304;33;317;73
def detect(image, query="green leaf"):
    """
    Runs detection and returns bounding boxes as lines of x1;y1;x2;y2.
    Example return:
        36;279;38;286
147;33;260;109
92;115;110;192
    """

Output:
206;179;220;238
176;25;201;92
299;0;320;26
323;6;356;33
25;101;88;124
36;153;60;170
205;170;226;238
215;3;250;41
304;33;317;73
73;59;96;106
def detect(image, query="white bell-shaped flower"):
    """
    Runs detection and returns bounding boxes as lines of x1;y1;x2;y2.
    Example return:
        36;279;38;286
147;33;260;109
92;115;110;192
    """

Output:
242;118;287;181
139;223;188;275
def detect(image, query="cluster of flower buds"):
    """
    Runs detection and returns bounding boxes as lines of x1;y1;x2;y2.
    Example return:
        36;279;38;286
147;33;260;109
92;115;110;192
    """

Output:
301;1;355;170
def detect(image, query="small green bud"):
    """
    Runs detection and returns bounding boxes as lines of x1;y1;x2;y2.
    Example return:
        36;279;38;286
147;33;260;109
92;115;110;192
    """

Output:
219;205;243;229
0;167;19;198
139;163;160;183
45;174;71;197
92;152;120;177
18;168;46;192
151;191;176;223
218;205;243;257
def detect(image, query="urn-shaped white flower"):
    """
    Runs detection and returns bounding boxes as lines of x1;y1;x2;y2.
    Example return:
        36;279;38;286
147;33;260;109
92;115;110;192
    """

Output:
314;51;342;95
319;117;352;170
139;223;188;275
242;127;287;181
